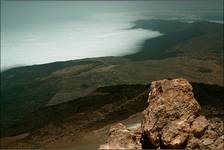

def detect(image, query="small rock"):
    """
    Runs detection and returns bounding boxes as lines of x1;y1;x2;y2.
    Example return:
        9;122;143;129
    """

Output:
217;143;224;150
191;116;209;138
161;120;190;148
99;123;141;149
186;137;200;150
202;138;214;146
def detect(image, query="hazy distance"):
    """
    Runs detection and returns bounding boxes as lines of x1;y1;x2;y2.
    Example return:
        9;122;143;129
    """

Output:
1;0;223;71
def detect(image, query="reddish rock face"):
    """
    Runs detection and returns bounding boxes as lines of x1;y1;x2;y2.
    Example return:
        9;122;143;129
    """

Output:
186;118;224;150
161;120;190;148
99;78;224;150
142;78;201;148
191;116;209;138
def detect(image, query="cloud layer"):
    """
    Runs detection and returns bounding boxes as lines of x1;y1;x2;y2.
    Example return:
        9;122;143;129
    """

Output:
1;0;222;70
1;11;162;70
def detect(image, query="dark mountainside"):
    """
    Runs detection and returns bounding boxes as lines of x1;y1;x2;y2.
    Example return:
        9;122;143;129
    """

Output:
126;20;223;60
1;60;102;130
1;84;149;137
1;83;224;137
0;82;224;148
0;19;223;148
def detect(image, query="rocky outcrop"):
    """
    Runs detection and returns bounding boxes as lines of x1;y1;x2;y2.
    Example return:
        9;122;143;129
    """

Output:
142;78;200;148
99;123;141;149
99;78;224;149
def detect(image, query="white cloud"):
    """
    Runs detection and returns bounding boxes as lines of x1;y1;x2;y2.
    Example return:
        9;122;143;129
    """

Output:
1;11;162;70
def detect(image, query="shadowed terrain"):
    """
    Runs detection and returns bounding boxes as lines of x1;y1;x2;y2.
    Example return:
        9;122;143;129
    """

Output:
0;83;223;148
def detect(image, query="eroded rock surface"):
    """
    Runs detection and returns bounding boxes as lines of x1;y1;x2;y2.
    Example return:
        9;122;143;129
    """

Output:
99;123;141;149
191;115;209;138
99;78;224;149
142;78;200;148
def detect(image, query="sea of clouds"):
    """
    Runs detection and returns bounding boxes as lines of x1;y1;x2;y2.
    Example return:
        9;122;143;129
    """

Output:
1;11;163;70
1;0;222;71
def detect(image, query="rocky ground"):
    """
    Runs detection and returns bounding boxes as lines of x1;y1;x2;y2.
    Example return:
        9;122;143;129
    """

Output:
99;78;224;149
0;79;223;149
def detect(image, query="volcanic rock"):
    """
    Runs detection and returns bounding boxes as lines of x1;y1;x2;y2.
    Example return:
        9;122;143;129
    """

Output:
99;78;224;150
142;78;200;148
191;115;209;138
99;123;141;149
186;119;224;150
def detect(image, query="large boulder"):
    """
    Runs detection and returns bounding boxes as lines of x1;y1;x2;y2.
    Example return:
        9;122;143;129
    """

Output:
99;78;224;149
142;78;201;148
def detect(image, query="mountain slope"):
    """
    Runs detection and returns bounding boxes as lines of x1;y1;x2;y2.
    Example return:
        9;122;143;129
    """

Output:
125;20;223;60
0;82;223;148
1;19;223;143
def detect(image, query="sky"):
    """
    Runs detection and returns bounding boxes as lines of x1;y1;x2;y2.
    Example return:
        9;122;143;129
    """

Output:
1;0;223;71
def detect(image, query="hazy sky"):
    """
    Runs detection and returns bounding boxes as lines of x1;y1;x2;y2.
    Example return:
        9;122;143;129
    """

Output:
1;0;223;70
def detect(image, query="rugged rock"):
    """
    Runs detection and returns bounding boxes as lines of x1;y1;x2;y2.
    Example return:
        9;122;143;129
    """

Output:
99;78;224;149
186;119;224;150
99;123;141;149
191;115;209;138
161;119;190;148
142;78;201;148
